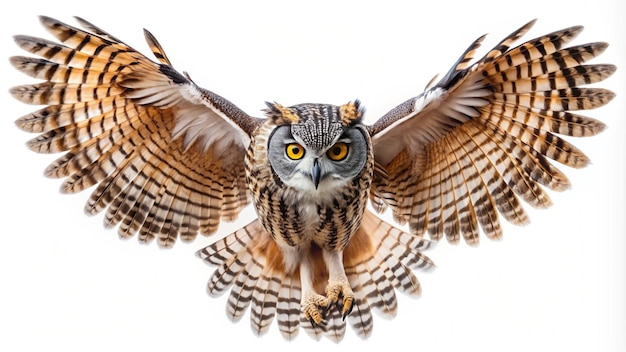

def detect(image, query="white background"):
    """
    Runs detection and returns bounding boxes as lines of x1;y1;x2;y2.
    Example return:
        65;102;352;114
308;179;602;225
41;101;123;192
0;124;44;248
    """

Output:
1;1;624;351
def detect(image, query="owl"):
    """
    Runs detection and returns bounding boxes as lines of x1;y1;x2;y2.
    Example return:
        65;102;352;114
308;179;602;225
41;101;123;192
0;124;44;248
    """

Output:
10;17;615;341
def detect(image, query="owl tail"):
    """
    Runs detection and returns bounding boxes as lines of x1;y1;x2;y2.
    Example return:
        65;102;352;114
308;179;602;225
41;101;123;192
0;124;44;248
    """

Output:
196;210;435;342
197;220;303;339
339;209;436;338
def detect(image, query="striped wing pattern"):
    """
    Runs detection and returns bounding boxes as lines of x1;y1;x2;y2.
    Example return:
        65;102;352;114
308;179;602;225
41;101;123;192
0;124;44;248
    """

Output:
370;21;615;245
197;210;435;342
10;16;254;247
10;17;615;342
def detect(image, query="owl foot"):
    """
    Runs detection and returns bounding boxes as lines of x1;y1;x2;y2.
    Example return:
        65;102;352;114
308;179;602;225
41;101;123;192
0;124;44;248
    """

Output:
301;279;354;326
302;290;328;326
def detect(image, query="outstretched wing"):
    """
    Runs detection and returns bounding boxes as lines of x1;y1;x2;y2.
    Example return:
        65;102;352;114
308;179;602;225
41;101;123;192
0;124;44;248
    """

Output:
369;20;615;245
10;16;263;247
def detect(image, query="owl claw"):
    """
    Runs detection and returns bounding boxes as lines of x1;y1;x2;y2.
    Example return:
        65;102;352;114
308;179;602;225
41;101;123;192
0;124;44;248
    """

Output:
341;297;354;321
302;282;355;326
325;280;354;321
302;291;326;326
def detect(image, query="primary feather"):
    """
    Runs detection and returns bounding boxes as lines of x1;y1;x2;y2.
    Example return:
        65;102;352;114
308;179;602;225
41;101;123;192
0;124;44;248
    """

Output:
10;17;614;341
11;16;255;247
370;20;614;245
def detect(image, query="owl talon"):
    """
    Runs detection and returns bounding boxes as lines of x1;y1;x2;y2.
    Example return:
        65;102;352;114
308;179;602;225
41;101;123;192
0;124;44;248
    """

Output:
325;280;354;320
301;283;355;326
341;297;354;320
302;290;327;326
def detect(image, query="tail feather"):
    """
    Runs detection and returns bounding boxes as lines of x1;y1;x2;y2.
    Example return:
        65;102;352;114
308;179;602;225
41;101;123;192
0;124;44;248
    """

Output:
346;256;398;318
198;220;291;329
226;255;263;322
197;210;434;341
197;221;262;320
322;308;346;342
199;220;256;267
300;307;347;342
250;271;281;335
206;239;254;297
346;294;374;338
345;210;435;311
275;273;301;340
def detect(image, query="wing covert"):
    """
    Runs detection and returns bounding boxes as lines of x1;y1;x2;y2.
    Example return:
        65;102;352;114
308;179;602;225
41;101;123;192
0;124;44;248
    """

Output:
368;20;615;244
10;16;262;247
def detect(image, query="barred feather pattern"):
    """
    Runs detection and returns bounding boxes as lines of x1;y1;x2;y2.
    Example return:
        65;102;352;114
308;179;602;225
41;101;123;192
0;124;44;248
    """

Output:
10;17;615;342
372;20;615;245
10;16;251;247
197;210;435;342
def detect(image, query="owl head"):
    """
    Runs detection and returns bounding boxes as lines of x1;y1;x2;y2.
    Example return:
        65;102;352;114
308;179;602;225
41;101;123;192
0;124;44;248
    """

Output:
265;101;370;195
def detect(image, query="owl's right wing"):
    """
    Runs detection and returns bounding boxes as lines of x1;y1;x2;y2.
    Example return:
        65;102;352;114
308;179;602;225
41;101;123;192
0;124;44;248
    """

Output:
10;16;263;247
368;20;615;245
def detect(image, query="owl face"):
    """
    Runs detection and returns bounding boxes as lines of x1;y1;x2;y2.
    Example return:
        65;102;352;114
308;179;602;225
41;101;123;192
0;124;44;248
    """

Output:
266;104;369;196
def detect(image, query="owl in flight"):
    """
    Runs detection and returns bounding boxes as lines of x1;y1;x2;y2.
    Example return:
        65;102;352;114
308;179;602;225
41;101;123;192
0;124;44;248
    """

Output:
10;17;615;341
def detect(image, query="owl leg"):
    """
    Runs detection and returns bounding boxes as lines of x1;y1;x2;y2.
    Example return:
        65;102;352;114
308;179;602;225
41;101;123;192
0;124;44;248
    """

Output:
300;249;354;325
300;255;327;325
322;249;354;320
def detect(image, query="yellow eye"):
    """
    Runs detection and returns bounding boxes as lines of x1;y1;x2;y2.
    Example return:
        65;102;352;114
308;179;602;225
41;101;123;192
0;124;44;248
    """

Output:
327;142;349;161
285;143;305;160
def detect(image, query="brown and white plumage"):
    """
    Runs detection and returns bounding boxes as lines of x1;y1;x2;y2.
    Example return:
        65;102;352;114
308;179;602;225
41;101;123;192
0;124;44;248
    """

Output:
369;20;614;244
9;16;614;342
11;16;256;247
198;210;434;341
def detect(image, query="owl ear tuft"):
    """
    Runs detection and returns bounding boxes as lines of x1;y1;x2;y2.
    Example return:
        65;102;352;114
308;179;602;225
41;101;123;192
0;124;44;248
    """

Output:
340;99;364;126
263;101;300;125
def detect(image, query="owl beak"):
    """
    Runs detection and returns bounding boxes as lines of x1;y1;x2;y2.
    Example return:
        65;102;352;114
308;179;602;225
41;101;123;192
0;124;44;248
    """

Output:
312;159;321;189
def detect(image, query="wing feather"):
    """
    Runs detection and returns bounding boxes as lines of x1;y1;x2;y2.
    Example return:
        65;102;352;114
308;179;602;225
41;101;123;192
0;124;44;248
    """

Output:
369;20;614;244
11;16;262;247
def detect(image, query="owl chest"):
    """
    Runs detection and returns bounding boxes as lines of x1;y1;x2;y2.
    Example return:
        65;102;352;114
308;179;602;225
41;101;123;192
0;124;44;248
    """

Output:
247;163;365;250
252;182;366;251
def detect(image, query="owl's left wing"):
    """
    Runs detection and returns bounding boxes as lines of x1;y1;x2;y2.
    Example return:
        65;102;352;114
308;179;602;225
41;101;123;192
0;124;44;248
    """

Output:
368;20;615;244
11;17;263;247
